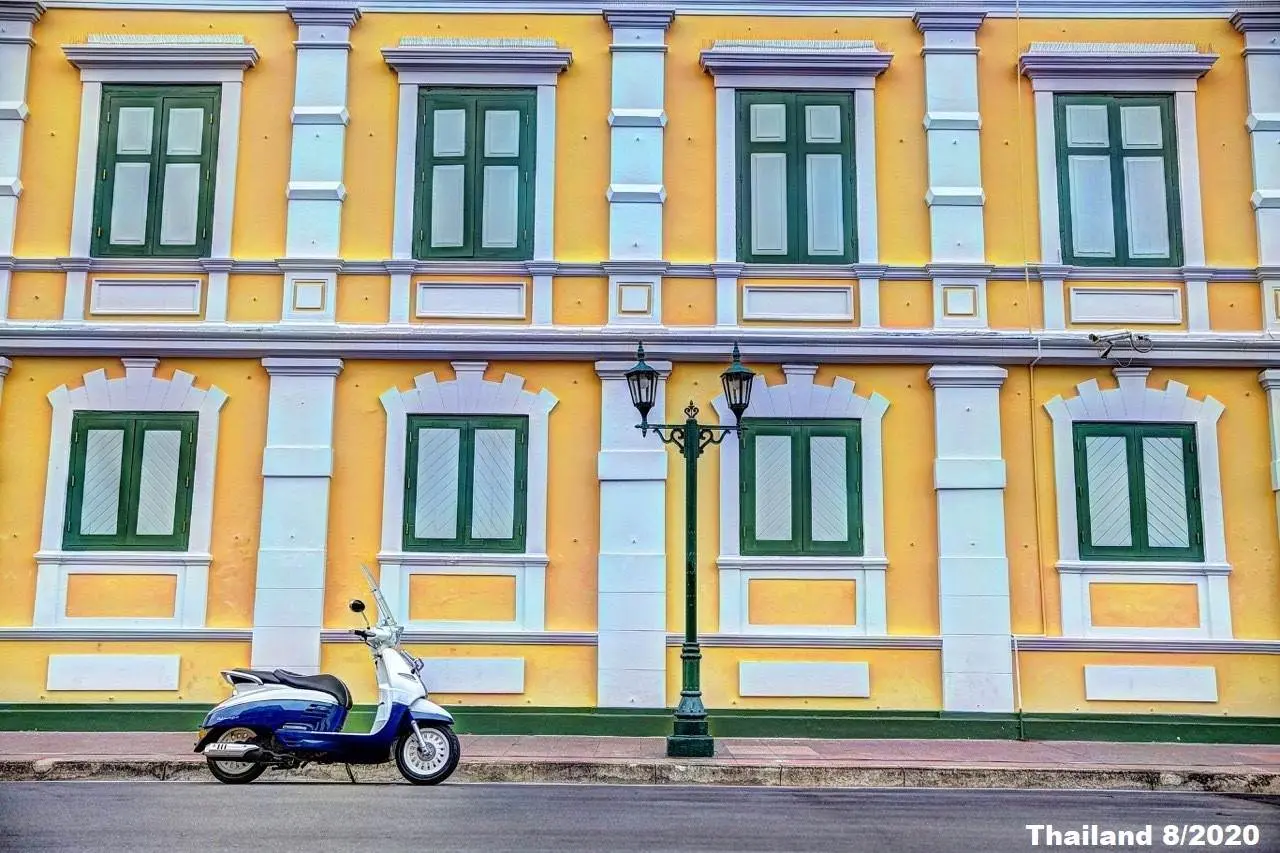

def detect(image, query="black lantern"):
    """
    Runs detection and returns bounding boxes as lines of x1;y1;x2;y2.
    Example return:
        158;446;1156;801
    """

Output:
719;343;755;425
625;343;659;431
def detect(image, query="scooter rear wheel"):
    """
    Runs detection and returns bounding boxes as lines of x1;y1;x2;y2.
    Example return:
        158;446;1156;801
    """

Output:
206;727;267;784
394;724;460;785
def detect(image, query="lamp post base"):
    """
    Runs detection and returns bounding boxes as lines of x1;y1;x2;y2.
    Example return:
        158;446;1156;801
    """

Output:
666;734;715;758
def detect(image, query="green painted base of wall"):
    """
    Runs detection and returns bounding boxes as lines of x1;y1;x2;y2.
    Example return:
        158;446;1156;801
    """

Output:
2;704;1278;744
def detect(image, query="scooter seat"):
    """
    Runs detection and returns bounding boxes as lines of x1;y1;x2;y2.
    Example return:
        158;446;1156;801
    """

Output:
230;668;353;710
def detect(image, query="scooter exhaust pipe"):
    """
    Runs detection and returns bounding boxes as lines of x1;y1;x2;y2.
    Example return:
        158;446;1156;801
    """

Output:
204;743;263;760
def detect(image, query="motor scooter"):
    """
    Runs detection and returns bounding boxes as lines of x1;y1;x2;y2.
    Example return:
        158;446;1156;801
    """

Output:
194;565;460;785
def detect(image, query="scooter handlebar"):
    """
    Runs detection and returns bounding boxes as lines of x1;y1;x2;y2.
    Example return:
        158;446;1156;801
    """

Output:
351;628;373;639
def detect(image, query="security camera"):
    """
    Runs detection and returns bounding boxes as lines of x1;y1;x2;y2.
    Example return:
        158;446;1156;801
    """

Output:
1087;329;1153;360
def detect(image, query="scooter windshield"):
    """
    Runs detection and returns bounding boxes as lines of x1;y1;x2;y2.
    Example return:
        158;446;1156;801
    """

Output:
359;563;400;630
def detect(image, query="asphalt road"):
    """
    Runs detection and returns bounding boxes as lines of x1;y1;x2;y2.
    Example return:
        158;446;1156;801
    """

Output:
1;783;1278;853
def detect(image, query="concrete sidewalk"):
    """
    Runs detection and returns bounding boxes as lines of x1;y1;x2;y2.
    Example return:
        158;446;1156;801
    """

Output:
2;732;1279;791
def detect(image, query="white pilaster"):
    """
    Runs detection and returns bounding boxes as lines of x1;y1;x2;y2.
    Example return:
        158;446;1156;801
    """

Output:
252;357;343;674
595;357;671;707
928;364;1013;713
1233;11;1280;328
0;2;42;322
282;2;358;323
916;11;988;329
1260;369;1280;536
603;7;673;325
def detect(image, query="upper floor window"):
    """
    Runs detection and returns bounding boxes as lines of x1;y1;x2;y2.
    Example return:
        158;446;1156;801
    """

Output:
413;89;535;261
63;411;198;551
1055;94;1182;267
736;91;856;264
741;418;863;556
403;414;529;552
91;85;221;259
1073;422;1203;562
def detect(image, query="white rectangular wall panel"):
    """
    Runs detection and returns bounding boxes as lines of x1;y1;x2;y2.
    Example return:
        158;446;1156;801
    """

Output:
1069;288;1183;324
739;661;870;698
1083;665;1218;702
416;282;526;320
89;278;203;316
47;654;181;691
742;286;854;321
422;657;525;694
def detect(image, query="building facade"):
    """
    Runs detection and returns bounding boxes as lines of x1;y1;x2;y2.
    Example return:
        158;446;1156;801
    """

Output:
0;0;1278;734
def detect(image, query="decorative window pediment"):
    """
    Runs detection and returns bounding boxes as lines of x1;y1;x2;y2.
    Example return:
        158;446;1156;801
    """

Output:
381;37;572;81
700;39;893;82
63;34;260;76
1019;42;1218;87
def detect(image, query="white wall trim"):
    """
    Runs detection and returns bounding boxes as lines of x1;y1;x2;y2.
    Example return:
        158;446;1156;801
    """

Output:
33;359;227;629
88;277;203;316
47;653;181;691
377;552;548;632
1023;43;1213;270
1083;664;1218;702
32;552;213;629
1043;366;1230;639
377;362;557;632
739;660;870;697
420;657;525;693
717;556;887;636
711;365;889;635
704;41;890;326
62;36;253;321
0;3;42;323
1068;286;1184;324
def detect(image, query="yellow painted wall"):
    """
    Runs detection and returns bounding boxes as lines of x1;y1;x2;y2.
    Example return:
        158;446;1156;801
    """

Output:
18;9;294;259
409;575;518;623
0;641;249;703
672;647;942;710
325;361;600;631
344;13;610;261
552;277;607;325
664;278;717;326
5;273;64;321
1089;583;1200;629
322;642;596;706
336;275;391;325
879;281;932;328
747;579;856;627
664;363;938;636
1210;283;1265;332
65;575;178;619
1017;652;1279;715
1005;365;1280;639
988;279;1043;331
225;275;283;323
978;18;1254;268
0;358;265;629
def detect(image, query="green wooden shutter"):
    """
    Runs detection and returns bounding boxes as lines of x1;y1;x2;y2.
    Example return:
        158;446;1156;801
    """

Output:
92;86;219;259
404;415;528;553
736;91;855;265
415;90;535;260
64;412;197;551
1055;94;1181;267
741;419;862;557
1074;423;1202;561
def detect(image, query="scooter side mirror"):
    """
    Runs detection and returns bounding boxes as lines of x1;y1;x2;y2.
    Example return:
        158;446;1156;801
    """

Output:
349;599;365;613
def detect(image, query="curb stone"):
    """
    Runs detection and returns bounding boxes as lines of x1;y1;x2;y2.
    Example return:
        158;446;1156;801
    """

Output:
0;758;1277;792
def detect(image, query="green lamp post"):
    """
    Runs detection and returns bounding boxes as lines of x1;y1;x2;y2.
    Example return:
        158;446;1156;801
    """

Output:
624;343;756;758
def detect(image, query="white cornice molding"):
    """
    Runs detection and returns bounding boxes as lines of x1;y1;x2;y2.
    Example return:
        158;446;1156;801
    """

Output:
913;9;987;31
0;1;44;22
288;0;361;26
0;356;11;378
1019;41;1219;81
381;36;573;75
62;34;260;71
261;356;344;376
602;4;675;29
1231;6;1280;32
700;39;893;78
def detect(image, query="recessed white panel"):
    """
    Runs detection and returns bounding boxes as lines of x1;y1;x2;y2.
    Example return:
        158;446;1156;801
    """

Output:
48;655;181;691
110;163;151;245
415;282;527;320
430;164;466;248
1065;104;1109;147
433;109;466;157
481;165;520;249
742;286;854;321
166;108;205;156
806;154;844;256
159;163;201;246
1084;665;1217;702
1069;287;1183;324
749;102;787;143
484;110;521;157
750;152;788;256
739;661;870;698
116;107;155;155
1120;105;1163;149
805;104;842;143
90;278;202;316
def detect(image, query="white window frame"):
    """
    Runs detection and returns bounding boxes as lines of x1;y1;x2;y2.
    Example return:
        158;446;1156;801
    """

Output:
33;358;228;629
700;40;892;270
1044;366;1232;639
60;35;258;323
378;361;557;632
382;38;572;267
712;364;890;636
1019;42;1217;270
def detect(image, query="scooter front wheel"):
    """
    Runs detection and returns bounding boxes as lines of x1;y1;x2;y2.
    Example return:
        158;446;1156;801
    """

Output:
394;724;460;785
206;727;267;784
